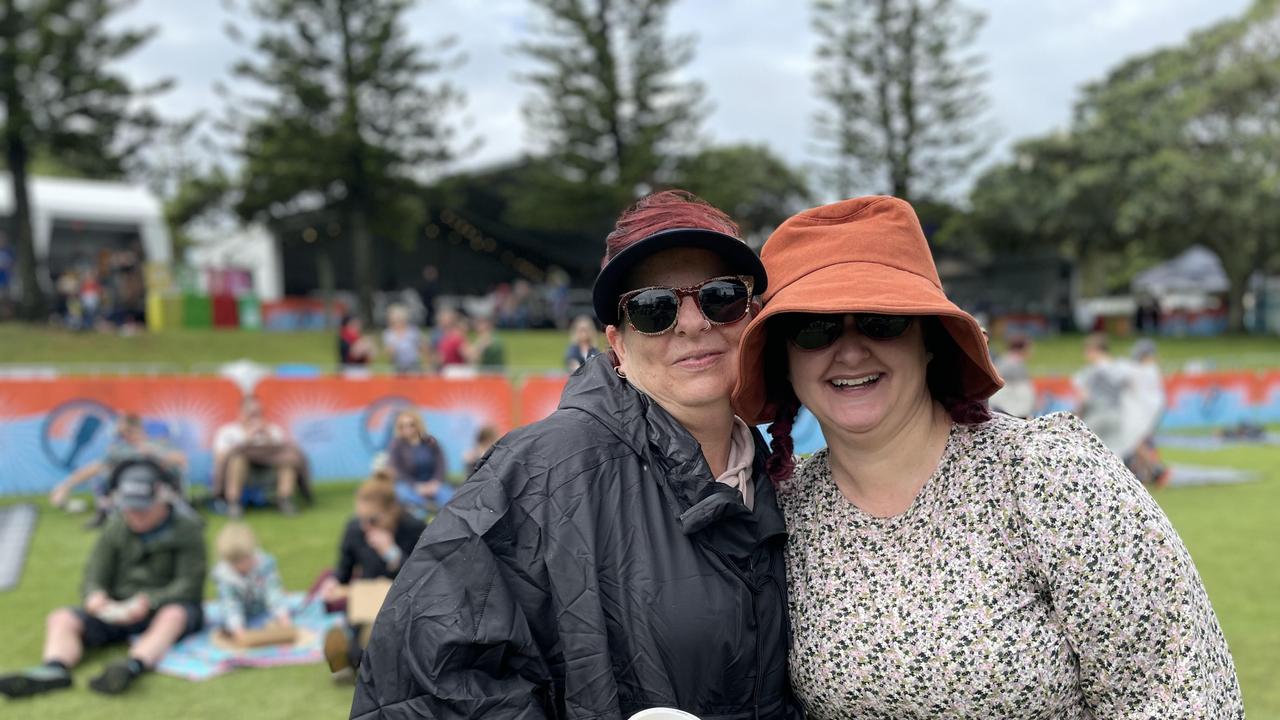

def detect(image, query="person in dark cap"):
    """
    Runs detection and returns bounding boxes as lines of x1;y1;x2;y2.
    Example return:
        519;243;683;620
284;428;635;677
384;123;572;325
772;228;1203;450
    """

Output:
0;459;206;699
352;190;801;719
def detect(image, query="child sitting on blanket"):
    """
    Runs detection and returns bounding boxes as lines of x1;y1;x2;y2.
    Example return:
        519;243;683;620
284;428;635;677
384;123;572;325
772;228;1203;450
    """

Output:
212;523;292;643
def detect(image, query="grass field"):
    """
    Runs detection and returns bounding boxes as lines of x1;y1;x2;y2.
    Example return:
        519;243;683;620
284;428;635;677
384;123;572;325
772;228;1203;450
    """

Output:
1;323;1277;376
1;444;1278;719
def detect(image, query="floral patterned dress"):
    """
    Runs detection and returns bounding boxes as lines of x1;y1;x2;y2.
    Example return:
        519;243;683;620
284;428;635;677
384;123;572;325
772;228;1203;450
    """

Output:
781;412;1243;719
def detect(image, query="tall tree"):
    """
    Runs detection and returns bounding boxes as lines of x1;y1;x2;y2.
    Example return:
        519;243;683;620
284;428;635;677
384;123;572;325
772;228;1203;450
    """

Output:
0;0;166;319
514;0;706;237
224;0;463;323
673;144;810;242
811;0;990;201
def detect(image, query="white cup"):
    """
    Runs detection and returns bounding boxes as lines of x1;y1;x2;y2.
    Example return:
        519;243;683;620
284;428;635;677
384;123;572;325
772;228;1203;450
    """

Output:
628;709;701;720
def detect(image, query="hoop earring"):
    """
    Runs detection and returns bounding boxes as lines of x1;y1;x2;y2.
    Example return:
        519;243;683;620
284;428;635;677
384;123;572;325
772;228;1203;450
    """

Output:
615;366;627;380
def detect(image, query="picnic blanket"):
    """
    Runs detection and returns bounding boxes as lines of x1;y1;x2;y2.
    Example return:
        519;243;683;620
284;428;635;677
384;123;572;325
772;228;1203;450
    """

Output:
1166;463;1259;488
154;592;342;681
0;504;38;592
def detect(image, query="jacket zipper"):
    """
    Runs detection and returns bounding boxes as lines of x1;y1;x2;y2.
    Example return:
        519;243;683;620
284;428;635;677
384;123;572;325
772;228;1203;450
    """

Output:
703;544;763;719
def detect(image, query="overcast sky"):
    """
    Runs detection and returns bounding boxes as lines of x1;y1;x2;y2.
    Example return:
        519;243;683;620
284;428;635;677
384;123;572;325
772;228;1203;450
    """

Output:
116;0;1251;197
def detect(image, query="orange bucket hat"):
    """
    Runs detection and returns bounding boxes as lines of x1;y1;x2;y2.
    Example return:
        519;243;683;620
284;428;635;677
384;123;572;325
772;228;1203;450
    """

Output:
734;195;1003;423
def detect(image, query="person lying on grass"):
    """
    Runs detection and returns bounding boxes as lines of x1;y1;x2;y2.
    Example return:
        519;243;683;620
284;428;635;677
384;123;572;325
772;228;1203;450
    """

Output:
0;459;206;699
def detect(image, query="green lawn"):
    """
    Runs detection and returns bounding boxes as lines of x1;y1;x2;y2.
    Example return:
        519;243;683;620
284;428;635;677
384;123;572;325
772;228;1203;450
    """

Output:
0;482;362;720
1;323;1276;376
1;446;1278;718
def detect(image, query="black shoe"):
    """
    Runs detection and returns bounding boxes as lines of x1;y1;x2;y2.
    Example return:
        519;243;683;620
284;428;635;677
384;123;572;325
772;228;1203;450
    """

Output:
0;665;73;698
88;660;141;695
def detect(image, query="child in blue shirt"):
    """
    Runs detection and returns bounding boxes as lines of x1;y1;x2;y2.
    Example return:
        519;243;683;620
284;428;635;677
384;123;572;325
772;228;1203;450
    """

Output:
212;523;291;641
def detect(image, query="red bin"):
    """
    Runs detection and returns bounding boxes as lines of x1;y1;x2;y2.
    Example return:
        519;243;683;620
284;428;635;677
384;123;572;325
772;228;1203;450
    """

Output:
211;294;240;328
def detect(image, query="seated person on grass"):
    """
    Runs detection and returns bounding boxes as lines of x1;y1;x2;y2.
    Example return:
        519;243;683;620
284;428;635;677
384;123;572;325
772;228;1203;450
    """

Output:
385;410;453;515
0;459;206;698
315;475;426;673
213;396;310;519
48;413;187;528
212;523;292;643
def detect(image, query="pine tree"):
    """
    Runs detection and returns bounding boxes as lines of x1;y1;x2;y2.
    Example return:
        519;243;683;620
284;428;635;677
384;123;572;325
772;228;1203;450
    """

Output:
812;0;990;201
514;0;706;236
225;0;464;323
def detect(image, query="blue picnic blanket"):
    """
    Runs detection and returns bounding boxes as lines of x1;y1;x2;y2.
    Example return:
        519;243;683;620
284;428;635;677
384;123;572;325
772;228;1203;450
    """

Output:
154;592;343;681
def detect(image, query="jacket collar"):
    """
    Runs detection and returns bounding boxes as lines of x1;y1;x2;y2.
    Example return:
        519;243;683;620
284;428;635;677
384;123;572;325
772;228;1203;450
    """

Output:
559;355;787;539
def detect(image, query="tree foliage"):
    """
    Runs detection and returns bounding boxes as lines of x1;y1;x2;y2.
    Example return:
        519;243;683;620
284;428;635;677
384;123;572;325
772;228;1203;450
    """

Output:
0;0;167;318
512;0;706;237
957;0;1280;328
224;0;464;322
811;0;991;201
672;143;810;242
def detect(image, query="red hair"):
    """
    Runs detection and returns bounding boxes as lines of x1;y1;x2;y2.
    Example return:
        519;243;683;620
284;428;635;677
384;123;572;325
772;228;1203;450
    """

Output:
603;189;740;267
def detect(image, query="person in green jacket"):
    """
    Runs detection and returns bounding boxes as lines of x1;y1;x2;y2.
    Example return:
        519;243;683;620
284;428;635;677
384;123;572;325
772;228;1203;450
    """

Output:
0;459;206;699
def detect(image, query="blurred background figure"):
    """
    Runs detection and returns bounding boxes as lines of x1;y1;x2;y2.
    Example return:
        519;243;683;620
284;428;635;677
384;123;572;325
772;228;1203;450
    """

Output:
430;307;468;371
49;413;187;529
381;303;426;375
316;474;427;676
211;523;292;644
465;315;505;369
213;396;309;519
564;314;601;372
1125;339;1170;487
337;314;375;370
416;265;439;328
990;336;1036;418
462;424;500;479
1073;333;1133;456
385;410;452;515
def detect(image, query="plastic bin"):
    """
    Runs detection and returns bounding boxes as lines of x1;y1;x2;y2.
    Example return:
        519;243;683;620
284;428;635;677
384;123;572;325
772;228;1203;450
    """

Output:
181;293;213;329
237;296;262;330
211;295;240;328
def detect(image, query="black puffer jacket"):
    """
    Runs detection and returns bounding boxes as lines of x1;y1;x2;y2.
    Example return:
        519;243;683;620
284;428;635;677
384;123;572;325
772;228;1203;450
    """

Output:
351;356;800;720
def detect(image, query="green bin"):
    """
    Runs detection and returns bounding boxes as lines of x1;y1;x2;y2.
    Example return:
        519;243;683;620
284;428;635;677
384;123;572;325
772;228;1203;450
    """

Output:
182;293;213;329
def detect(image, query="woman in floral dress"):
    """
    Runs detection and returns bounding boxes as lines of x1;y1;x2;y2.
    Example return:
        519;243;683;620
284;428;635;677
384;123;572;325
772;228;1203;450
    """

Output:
732;195;1243;719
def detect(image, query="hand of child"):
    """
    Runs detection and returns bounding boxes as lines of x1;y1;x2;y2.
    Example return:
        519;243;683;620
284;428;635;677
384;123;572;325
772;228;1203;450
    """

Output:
415;480;442;499
231;627;248;645
274;612;293;629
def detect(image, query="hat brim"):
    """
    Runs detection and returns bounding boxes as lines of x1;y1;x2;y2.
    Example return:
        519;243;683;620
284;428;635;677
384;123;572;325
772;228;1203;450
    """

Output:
733;261;1003;423
592;228;768;326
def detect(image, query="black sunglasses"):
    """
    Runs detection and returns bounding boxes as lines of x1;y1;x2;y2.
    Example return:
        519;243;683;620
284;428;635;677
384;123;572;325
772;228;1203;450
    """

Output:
618;275;754;336
780;313;914;350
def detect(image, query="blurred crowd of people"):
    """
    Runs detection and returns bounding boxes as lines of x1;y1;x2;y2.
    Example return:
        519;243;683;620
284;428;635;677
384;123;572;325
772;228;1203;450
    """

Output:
338;300;603;376
51;247;147;333
1;393;485;699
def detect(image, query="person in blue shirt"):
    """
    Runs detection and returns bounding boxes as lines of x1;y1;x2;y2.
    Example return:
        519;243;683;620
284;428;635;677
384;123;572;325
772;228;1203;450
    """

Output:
385;410;452;514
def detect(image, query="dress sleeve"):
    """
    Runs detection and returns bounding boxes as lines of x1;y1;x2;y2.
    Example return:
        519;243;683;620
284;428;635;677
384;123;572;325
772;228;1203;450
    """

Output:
1014;414;1244;718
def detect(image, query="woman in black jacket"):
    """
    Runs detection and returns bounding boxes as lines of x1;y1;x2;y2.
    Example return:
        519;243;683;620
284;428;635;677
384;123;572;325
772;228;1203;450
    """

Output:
352;191;801;720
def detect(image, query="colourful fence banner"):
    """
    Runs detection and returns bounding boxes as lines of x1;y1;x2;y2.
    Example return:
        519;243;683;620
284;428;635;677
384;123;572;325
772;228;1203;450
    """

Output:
252;376;514;482
2;369;1279;496
0;378;243;495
